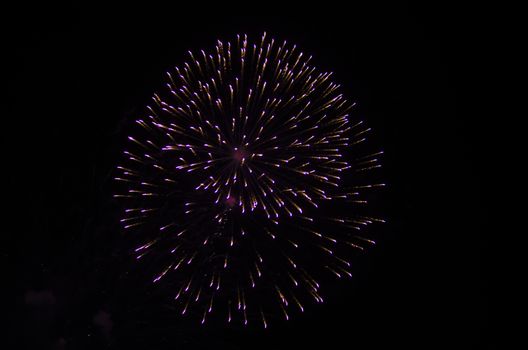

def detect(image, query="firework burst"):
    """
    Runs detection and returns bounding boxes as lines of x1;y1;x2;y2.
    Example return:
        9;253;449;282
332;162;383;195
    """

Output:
114;33;385;327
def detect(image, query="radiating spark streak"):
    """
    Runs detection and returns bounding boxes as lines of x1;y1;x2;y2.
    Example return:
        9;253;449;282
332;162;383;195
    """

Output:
261;309;268;328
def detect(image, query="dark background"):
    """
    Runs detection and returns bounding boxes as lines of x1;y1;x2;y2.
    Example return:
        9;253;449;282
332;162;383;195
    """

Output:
4;3;487;349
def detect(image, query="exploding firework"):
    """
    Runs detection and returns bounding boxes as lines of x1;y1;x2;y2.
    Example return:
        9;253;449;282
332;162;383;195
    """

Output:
114;33;385;327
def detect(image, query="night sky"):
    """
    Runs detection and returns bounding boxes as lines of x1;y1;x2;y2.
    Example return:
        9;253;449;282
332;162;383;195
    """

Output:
5;3;487;349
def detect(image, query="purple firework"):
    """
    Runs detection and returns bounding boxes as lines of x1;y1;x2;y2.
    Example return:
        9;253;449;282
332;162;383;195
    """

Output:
114;33;385;327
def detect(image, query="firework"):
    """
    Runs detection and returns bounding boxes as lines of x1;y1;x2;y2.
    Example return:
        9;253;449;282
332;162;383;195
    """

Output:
114;33;384;327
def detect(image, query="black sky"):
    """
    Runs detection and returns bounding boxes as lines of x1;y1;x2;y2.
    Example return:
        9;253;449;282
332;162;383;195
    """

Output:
4;3;486;349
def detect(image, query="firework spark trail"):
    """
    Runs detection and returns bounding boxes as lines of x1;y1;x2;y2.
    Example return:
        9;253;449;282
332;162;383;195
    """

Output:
115;33;385;327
